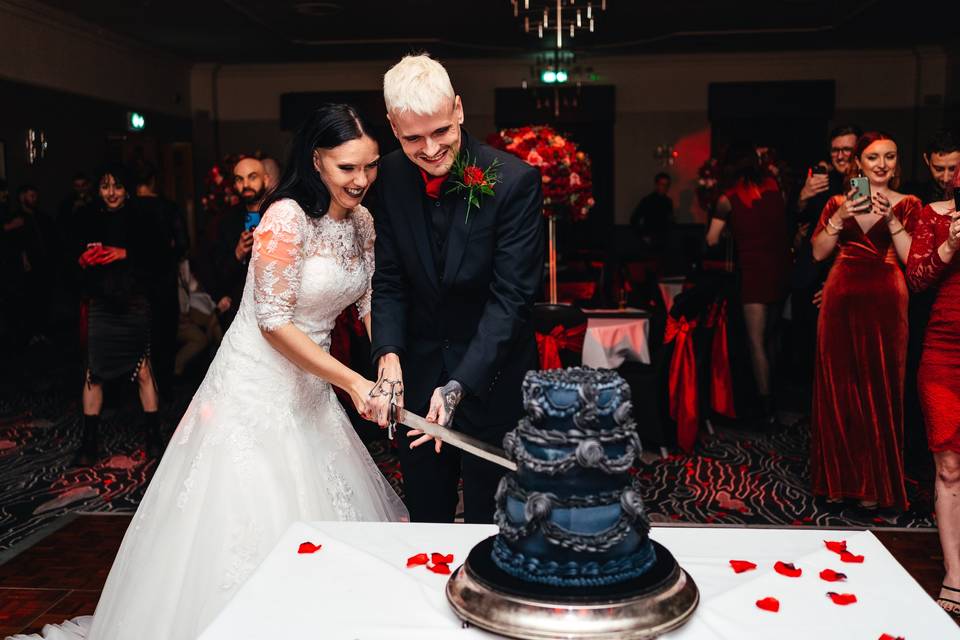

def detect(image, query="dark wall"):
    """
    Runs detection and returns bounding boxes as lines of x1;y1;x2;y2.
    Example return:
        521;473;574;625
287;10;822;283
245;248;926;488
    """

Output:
0;77;191;213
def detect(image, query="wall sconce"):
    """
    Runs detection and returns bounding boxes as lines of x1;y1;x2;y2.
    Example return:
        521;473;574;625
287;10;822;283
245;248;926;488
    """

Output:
653;144;678;166
26;128;48;165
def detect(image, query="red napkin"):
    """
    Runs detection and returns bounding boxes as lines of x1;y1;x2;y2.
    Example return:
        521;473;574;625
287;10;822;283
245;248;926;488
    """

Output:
755;597;780;612
297;541;322;554
826;592;857;605
729;560;757;574
819;569;847;582
774;561;802;578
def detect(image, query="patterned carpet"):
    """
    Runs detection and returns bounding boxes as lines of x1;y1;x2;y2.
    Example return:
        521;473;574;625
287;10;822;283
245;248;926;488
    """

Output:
0;355;934;553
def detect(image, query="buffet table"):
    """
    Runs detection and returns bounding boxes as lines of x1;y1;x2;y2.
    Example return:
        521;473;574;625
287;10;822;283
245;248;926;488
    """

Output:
199;521;957;640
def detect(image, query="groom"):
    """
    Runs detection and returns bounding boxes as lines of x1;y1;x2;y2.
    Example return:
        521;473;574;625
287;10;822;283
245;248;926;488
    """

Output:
370;54;544;524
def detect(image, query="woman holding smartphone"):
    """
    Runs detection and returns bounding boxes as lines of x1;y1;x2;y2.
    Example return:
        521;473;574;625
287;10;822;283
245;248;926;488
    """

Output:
73;163;168;464
906;172;960;620
809;131;921;512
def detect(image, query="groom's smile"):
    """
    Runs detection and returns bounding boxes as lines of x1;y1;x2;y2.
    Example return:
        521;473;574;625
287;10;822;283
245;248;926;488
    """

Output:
389;96;464;177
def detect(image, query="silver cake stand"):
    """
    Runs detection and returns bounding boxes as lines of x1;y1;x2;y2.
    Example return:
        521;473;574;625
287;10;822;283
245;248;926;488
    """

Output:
446;551;699;640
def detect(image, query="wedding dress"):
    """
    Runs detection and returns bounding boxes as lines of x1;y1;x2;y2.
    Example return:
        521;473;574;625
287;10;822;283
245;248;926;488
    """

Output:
11;199;408;640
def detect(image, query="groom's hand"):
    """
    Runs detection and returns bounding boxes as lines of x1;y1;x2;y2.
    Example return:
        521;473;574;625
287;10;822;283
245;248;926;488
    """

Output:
410;380;464;453
370;353;404;429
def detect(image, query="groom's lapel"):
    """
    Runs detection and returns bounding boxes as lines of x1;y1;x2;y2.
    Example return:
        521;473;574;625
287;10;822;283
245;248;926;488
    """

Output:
441;132;482;291
398;159;440;293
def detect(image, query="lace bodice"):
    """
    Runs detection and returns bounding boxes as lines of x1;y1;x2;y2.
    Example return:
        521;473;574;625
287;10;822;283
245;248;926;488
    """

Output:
248;198;374;340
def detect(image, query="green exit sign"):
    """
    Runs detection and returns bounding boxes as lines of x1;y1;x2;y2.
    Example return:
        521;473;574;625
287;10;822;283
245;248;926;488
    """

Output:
127;111;146;131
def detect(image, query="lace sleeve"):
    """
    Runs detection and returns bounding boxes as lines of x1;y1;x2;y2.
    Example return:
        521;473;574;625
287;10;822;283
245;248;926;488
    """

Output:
353;206;376;319
906;205;948;292
252;199;307;331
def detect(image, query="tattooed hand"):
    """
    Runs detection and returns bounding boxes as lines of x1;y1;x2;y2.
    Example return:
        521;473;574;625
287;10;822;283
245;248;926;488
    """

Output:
409;380;464;453
369;354;404;438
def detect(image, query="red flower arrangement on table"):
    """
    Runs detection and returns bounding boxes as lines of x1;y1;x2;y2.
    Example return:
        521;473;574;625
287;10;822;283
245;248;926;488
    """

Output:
488;125;595;221
201;154;243;217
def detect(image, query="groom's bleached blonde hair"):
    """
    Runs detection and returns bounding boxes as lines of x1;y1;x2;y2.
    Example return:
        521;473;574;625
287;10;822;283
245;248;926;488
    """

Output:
383;54;455;116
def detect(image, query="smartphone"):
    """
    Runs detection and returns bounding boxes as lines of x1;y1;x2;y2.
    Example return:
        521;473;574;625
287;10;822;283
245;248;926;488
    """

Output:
850;176;871;204
244;211;261;232
954;189;960;213
811;165;828;175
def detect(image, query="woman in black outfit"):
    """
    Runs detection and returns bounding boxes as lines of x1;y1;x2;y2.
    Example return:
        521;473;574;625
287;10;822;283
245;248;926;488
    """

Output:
74;164;165;464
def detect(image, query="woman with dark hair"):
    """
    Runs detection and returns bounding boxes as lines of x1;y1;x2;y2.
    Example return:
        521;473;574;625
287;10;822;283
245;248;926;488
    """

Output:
810;131;921;512
706;141;791;426
906;169;960;620
73;163;166;464
29;105;407;640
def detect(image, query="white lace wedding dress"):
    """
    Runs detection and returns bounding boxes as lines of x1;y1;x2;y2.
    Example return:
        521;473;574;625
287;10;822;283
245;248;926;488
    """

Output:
12;199;408;640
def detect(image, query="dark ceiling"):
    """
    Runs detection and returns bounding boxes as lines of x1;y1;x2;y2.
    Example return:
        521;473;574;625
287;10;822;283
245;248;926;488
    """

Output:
37;0;960;63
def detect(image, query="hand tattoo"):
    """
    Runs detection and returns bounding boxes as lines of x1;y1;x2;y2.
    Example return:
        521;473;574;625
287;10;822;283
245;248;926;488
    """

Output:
370;368;404;439
439;380;463;427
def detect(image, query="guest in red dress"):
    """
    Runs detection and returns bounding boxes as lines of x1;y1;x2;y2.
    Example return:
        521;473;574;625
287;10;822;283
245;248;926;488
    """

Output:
810;132;920;511
906;178;960;619
707;142;791;425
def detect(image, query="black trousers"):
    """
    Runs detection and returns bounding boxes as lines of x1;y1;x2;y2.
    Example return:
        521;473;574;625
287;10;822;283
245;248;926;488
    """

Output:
395;403;508;524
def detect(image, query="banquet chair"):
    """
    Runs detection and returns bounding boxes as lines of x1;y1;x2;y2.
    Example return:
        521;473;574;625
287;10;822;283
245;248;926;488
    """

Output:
533;303;588;370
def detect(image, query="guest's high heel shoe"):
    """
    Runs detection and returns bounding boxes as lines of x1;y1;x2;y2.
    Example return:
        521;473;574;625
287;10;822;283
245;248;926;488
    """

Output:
936;584;960;622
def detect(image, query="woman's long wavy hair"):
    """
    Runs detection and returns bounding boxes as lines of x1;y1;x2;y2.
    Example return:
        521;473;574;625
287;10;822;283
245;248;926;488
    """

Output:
261;103;377;219
845;131;900;190
94;162;132;210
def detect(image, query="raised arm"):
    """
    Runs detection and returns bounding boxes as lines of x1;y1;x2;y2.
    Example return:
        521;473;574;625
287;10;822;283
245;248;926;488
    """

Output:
252;200;374;417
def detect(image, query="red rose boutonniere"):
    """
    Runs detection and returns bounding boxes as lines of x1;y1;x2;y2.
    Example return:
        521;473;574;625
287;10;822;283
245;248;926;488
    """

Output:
448;151;501;223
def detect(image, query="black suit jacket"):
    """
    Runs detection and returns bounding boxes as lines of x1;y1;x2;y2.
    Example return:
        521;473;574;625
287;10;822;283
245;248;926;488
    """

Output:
371;131;544;436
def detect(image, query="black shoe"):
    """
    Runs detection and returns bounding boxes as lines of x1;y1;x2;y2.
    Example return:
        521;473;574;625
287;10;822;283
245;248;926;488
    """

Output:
72;414;100;466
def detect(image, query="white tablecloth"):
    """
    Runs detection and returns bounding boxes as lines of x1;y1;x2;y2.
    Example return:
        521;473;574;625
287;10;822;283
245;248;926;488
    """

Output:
659;278;686;311
581;316;650;369
200;522;958;640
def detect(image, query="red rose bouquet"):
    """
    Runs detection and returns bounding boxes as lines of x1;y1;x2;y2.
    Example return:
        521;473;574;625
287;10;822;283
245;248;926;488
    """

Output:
488;125;594;222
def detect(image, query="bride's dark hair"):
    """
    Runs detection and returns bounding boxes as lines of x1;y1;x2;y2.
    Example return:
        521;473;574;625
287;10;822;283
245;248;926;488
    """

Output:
261;103;377;219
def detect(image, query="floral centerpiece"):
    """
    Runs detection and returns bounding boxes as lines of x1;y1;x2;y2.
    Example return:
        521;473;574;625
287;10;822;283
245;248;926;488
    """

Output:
487;125;594;221
201;154;244;217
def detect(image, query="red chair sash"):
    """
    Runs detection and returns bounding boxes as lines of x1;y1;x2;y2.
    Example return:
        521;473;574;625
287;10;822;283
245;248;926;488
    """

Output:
664;315;698;453
707;301;736;418
536;323;587;370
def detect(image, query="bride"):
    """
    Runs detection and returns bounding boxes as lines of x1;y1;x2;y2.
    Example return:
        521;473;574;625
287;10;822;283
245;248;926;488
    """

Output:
16;103;408;640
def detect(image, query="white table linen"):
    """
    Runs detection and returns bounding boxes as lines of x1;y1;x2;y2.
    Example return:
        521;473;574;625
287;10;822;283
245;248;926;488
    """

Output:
200;522;957;640
581;316;650;369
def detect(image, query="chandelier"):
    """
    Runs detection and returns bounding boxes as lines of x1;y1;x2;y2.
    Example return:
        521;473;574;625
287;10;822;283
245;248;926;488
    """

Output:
510;0;607;48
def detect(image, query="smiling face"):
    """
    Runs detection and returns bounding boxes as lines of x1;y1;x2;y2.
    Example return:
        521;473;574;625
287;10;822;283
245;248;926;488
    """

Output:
388;96;464;177
923;150;960;194
829;133;858;174
99;174;127;210
855;139;898;187
313;134;380;217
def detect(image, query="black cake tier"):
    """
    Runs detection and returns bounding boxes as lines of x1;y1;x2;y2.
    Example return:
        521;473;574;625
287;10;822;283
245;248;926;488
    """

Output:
492;368;654;588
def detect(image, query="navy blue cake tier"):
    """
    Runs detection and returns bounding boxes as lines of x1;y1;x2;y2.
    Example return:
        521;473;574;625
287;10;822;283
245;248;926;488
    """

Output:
492;367;654;588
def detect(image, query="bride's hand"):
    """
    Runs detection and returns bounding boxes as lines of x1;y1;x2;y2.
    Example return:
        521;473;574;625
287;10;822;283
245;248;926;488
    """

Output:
349;378;376;420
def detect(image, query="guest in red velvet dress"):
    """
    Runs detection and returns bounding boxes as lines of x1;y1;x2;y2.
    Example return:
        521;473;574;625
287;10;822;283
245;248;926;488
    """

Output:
810;132;921;511
906;177;960;619
707;142;790;425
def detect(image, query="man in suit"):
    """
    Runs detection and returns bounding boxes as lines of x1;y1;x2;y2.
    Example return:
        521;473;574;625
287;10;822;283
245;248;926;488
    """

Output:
370;54;544;524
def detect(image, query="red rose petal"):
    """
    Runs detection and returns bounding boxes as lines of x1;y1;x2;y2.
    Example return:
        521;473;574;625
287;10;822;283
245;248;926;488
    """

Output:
839;550;865;563
431;553;454;565
878;635;904;640
427;563;451;575
774;561;802;578
297;541;322;554
826;592;857;605
729;560;757;574
406;553;429;567
819;569;847;582
756;597;780;612
825;540;848;554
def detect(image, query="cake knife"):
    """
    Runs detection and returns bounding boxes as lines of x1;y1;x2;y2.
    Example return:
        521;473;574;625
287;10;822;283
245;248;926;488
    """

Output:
392;407;518;472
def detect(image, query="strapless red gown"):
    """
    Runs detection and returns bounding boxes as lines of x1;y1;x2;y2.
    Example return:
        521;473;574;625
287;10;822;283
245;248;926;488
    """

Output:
810;194;921;510
907;205;960;454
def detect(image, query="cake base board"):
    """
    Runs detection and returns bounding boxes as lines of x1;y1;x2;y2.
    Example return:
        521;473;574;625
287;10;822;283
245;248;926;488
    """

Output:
446;536;699;639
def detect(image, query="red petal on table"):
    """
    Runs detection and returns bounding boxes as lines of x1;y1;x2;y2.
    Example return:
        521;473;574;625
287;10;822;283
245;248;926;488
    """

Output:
755;597;780;612
825;540;848;554
406;553;429;567
297;542;322;554
427;563;451;575
774;561;802;578
878;635;904;640
839;550;864;563
826;592;858;605
819;569;847;582
431;553;454;565
729;560;757;574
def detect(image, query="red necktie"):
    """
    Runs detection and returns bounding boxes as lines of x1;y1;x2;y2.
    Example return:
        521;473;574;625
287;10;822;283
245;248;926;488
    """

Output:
419;168;448;199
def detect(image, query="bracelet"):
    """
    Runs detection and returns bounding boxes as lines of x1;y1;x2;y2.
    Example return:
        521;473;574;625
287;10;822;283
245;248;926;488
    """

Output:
826;217;844;231
823;224;839;237
890;225;905;237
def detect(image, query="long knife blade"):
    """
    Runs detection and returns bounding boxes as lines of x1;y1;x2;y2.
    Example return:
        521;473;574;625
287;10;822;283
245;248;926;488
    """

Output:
396;410;517;472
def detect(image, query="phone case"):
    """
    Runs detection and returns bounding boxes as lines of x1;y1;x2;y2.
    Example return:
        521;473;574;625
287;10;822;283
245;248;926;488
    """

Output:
850;177;871;202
